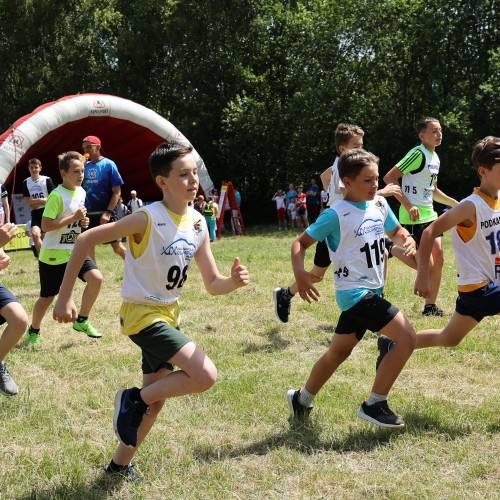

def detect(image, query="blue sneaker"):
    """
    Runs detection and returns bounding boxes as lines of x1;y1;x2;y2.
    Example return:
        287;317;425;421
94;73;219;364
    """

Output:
113;387;149;448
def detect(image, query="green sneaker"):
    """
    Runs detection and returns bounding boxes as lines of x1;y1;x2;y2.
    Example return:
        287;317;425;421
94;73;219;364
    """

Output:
26;327;41;346
73;319;102;338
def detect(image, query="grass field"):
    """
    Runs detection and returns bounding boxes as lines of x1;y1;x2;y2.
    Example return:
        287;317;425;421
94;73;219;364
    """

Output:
0;226;498;499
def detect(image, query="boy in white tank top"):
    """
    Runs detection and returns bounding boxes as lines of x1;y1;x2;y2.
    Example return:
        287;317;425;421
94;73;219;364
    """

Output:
410;136;500;349
53;143;249;482
287;149;417;428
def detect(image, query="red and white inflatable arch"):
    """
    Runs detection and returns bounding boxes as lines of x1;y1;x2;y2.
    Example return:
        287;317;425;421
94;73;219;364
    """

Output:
0;93;213;207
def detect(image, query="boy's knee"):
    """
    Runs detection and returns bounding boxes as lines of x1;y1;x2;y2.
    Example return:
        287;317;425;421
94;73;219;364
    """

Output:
196;365;217;392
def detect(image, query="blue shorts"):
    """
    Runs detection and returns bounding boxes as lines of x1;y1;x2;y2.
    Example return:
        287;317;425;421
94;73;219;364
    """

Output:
456;282;500;322
0;285;18;325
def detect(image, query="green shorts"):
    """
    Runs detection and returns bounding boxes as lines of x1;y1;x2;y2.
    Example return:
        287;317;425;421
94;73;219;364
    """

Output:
129;321;191;374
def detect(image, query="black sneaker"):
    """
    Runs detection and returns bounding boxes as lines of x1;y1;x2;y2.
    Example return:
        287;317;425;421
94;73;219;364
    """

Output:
375;335;395;371
103;463;142;483
357;400;404;428
286;389;312;419
0;361;19;396
113;387;149;448
422;304;444;317
274;287;292;323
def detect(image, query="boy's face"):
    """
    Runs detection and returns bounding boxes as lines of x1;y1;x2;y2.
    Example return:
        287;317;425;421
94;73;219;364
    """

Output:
339;134;364;154
344;162;379;202
29;163;42;178
481;163;500;191
161;153;199;202
61;160;85;187
419;121;442;149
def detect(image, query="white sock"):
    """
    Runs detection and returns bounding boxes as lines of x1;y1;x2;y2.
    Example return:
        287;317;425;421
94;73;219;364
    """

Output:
366;392;387;406
298;387;315;407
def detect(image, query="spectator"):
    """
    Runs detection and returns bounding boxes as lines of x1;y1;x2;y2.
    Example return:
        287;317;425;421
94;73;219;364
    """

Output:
295;186;309;229
203;196;218;242
82;135;126;262
114;197;129;221
306;177;321;223
272;189;287;230
0;183;10;226
22;158;56;254
127;190;144;214
194;195;205;214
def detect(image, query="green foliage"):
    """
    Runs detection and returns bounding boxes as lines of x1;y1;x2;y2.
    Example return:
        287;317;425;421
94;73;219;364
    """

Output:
1;0;499;220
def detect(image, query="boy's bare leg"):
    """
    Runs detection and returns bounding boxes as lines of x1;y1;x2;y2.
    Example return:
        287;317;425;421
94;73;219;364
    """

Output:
112;342;216;465
416;312;478;349
0;303;28;360
372;312;416;395
112;367;170;466
31;296;55;329
79;269;103;317
303;333;359;395
111;241;126;260
426;237;444;306
31;226;43;254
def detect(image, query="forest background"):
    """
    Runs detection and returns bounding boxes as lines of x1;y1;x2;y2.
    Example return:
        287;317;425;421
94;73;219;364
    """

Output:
1;0;499;223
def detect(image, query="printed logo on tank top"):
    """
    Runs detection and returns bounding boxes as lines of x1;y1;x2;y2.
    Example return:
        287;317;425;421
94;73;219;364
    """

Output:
161;238;196;260
353;217;384;238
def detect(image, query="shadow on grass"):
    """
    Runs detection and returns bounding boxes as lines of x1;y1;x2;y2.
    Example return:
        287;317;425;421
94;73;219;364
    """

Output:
18;473;142;500
242;327;291;353
192;406;479;463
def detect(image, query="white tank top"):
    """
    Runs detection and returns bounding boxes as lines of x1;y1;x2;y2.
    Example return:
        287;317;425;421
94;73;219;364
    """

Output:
42;186;86;250
121;203;206;305
451;193;500;286
327;157;343;207
329;197;389;290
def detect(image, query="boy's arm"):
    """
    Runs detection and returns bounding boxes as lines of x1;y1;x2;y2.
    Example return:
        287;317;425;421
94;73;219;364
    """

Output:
53;212;148;322
42;206;87;233
376;183;401;198
386;225;416;256
383;166;420;221
414;201;476;297
194;235;249;295
291;232;320;303
432;186;459;208
0;223;17;247
320;166;332;190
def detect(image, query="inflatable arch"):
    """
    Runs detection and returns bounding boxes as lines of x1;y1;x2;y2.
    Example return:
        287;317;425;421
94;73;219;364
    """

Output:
0;93;214;213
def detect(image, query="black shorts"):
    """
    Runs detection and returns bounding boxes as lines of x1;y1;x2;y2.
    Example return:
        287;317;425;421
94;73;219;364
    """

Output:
86;212;120;244
335;292;399;340
0;285;18;325
313;240;331;269
31;207;45;230
402;221;442;248
39;257;98;297
129;321;192;374
456;282;500;322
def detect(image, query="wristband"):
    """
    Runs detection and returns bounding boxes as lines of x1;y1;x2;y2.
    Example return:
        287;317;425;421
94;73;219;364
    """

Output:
104;209;113;215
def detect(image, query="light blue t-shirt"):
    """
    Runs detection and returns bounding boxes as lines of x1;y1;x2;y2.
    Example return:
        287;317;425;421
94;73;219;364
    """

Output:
306;200;399;311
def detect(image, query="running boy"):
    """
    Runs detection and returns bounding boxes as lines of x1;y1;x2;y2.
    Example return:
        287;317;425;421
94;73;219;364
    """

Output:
23;158;56;255
25;152;103;346
383;117;458;316
287;148;417;428
274;123;404;323
378;136;500;370
53;143;249;482
0;223;29;396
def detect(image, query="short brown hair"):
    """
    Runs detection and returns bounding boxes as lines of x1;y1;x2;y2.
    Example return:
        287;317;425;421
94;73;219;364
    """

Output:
338;148;379;181
335;123;364;154
58;151;86;172
28;158;41;167
471;136;500;176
